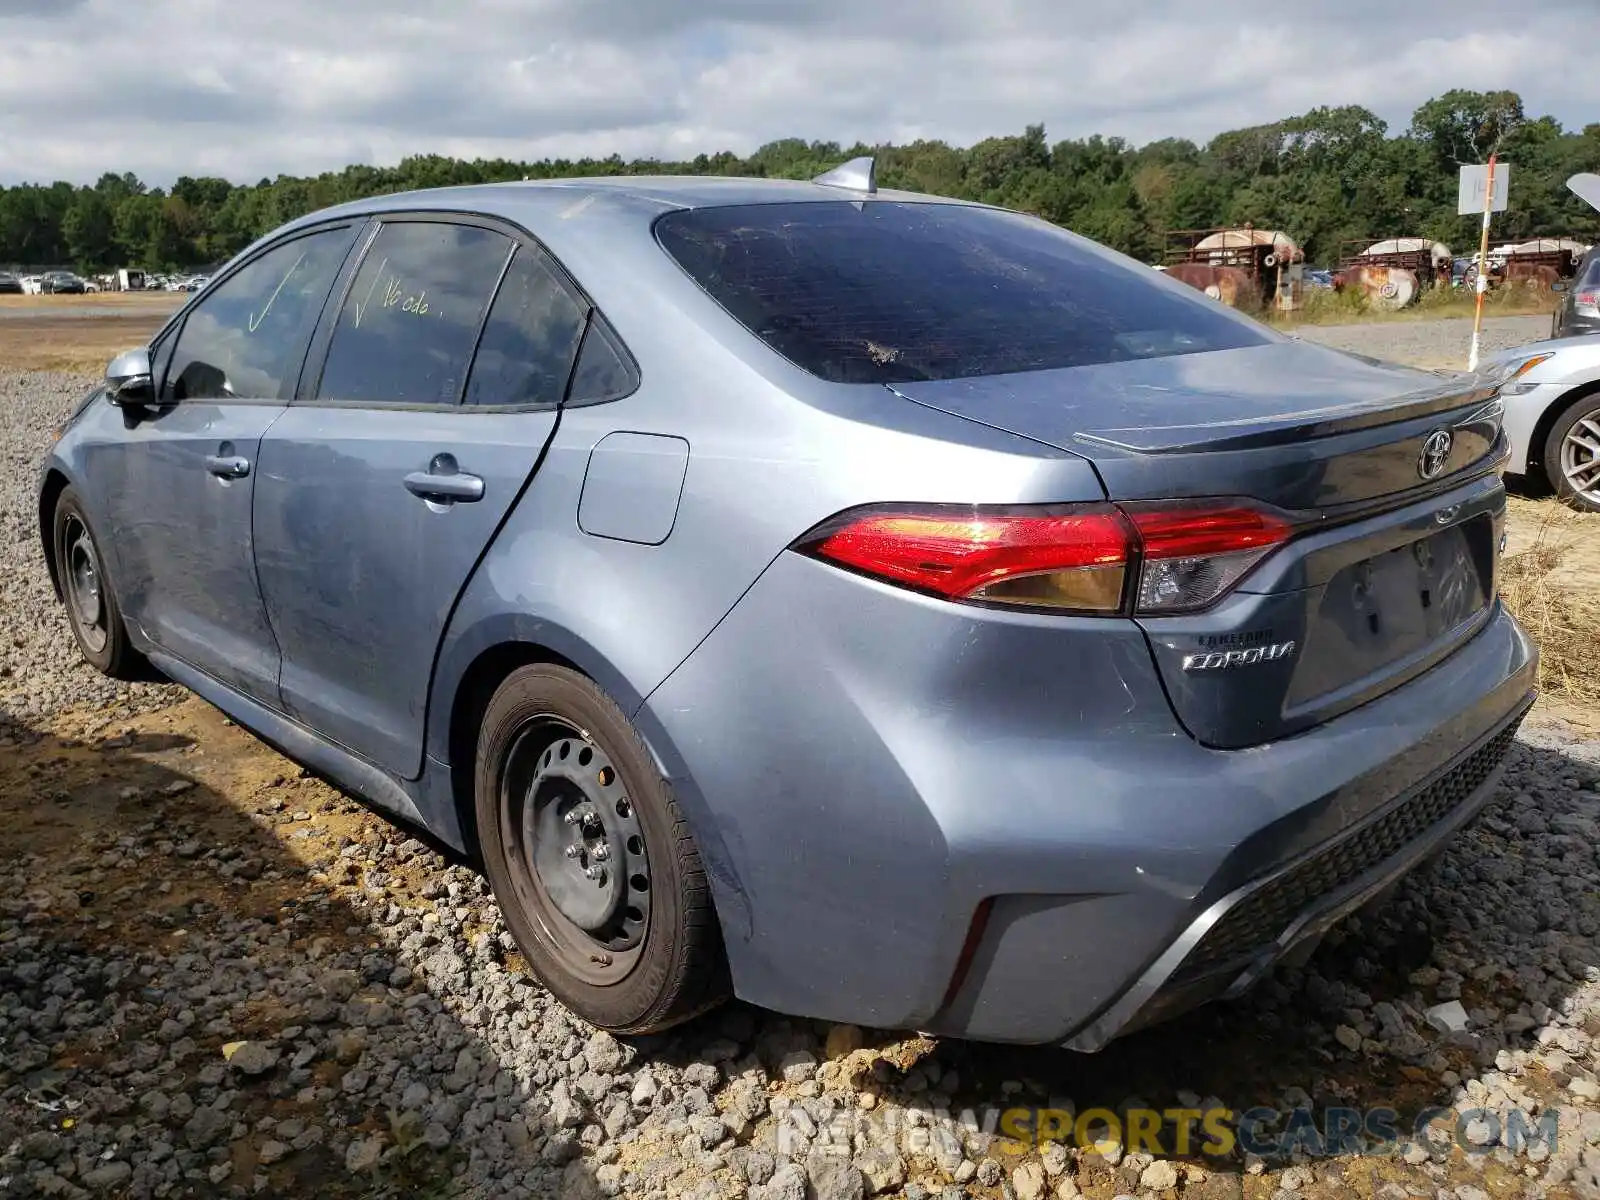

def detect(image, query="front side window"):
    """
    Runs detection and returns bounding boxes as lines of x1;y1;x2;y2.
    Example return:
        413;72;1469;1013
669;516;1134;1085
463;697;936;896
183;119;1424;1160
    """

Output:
317;221;512;406
656;201;1274;385
163;226;352;402
464;246;588;407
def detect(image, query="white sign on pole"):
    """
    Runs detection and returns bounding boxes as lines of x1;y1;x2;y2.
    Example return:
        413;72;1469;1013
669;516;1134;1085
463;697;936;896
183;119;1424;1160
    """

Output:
1458;163;1510;215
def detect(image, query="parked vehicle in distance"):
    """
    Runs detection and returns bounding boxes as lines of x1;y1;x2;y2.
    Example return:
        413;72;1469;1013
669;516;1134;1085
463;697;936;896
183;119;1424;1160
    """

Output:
38;164;1536;1047
0;271;23;295
1551;246;1600;340
19;275;42;295
1481;334;1600;512
40;271;87;294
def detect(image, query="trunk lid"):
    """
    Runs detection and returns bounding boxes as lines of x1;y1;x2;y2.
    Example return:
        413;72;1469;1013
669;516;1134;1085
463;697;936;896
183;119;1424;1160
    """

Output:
887;340;1509;748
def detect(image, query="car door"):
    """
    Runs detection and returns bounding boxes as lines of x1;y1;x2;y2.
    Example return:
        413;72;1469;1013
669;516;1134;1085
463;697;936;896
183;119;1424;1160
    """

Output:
86;223;357;702
251;216;594;778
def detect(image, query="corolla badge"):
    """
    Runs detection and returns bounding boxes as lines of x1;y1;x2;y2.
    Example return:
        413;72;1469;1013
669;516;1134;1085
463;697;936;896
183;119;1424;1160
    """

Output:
1181;640;1297;671
1418;429;1454;480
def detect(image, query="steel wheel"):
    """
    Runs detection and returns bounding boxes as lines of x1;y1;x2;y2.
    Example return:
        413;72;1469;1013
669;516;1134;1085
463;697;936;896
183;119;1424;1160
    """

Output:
1559;406;1600;507
474;664;728;1033
62;514;109;654
498;716;652;986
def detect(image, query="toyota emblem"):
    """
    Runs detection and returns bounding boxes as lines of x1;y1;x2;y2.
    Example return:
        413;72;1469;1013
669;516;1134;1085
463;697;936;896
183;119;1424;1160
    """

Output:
1418;429;1453;480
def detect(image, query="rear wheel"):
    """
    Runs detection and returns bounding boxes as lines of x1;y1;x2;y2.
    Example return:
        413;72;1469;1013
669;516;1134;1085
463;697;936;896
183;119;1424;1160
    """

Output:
474;664;728;1033
1544;394;1600;513
52;488;144;679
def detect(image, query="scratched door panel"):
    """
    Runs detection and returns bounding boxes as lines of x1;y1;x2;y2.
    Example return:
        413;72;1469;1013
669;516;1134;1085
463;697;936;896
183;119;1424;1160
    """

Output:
98;223;357;704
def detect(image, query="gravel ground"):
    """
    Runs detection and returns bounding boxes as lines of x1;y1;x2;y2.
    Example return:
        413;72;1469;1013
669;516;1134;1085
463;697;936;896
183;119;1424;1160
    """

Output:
5;324;1600;1200
1290;315;1554;369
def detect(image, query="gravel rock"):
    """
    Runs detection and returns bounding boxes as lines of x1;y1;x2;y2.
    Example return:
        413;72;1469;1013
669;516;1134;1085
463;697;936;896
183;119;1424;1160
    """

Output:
223;1039;280;1076
805;1150;866;1200
1425;1001;1471;1034
1013;1160;1048;1200
1139;1159;1179;1190
855;1146;906;1194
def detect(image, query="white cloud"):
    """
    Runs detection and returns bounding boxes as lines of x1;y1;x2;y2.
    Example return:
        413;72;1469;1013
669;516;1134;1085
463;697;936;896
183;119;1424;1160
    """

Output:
0;0;1594;185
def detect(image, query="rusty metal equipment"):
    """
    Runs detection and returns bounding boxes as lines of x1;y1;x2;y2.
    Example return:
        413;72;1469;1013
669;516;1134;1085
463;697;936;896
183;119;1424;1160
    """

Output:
1162;225;1305;312
1466;237;1590;291
1332;238;1453;311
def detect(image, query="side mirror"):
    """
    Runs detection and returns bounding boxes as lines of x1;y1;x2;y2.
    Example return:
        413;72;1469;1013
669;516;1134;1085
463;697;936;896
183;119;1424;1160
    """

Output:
105;348;154;407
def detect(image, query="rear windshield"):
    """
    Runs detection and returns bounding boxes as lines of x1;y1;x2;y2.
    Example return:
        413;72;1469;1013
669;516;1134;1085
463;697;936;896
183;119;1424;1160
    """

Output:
1579;252;1600;288
655;201;1272;384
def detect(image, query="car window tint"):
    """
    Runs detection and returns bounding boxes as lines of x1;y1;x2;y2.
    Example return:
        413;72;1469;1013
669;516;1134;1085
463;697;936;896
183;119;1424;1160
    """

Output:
463;246;587;407
655;201;1272;385
1580;254;1600;288
567;314;639;404
162;227;351;402
317;222;512;406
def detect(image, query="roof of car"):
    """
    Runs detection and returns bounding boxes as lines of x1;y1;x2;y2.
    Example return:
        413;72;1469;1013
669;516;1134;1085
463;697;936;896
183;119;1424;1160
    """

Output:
283;174;981;235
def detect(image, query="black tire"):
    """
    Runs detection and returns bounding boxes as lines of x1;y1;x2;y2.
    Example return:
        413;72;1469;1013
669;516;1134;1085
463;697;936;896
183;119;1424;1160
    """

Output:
1543;393;1600;514
52;487;145;679
474;664;729;1033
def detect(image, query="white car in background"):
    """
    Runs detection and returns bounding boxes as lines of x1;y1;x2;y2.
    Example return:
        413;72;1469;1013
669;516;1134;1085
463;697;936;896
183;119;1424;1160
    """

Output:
1483;336;1600;512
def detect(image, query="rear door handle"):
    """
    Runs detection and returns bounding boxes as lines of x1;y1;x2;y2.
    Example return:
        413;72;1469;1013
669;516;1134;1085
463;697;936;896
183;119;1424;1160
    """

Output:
204;454;250;479
404;470;484;503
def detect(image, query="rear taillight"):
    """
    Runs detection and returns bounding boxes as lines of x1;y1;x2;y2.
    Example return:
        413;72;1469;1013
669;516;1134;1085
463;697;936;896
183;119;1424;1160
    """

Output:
1124;502;1293;613
1576;291;1600;317
795;500;1293;616
796;505;1133;613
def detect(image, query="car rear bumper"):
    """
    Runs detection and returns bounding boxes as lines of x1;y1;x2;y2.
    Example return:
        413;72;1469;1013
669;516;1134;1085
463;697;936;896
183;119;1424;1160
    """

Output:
1057;700;1526;1049
640;552;1538;1045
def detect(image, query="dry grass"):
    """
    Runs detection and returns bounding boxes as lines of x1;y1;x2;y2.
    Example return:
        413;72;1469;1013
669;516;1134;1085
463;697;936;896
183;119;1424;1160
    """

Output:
1499;506;1600;705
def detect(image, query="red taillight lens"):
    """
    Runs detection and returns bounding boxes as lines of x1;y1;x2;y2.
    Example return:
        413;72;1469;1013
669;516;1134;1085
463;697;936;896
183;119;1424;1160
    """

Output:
1125;504;1294;613
798;504;1134;613
796;500;1293;615
1576;291;1600;317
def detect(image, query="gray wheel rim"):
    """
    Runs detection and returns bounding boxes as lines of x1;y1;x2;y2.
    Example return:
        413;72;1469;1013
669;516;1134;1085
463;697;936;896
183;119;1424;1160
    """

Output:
1560;406;1600;504
63;516;108;653
500;716;650;986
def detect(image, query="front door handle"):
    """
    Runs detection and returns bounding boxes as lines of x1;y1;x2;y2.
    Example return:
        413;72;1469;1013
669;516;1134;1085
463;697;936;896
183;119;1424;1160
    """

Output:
204;454;250;479
404;469;484;503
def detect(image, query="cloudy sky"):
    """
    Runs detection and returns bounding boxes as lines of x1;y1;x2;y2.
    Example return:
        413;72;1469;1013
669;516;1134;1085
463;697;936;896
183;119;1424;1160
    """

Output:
0;0;1595;186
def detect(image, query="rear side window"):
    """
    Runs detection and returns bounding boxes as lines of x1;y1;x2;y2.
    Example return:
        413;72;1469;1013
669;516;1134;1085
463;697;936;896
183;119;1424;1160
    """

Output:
567;314;639;405
655;202;1272;385
317;221;513;406
1579;253;1600;288
464;246;588;407
163;226;352;402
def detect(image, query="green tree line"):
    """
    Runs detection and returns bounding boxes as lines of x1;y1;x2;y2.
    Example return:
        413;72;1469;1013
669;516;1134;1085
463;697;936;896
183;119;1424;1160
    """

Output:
3;89;1596;274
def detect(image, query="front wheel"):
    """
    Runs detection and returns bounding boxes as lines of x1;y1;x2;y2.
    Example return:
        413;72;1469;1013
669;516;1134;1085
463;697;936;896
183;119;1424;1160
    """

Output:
474;664;729;1033
1544;394;1600;513
52;487;145;679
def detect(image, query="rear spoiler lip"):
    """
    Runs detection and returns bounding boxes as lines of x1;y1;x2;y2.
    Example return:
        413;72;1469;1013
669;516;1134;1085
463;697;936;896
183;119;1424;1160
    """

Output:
1072;385;1504;455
